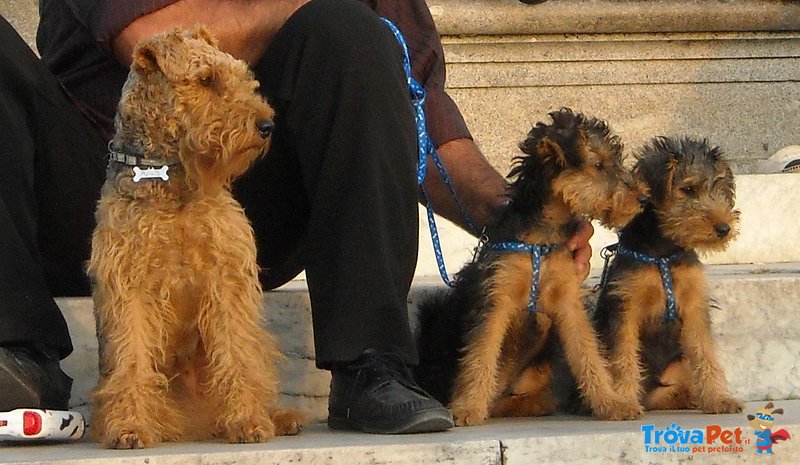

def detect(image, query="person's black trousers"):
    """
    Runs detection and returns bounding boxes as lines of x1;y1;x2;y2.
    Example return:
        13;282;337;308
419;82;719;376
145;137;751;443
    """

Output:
0;0;421;367
240;0;421;367
0;16;106;358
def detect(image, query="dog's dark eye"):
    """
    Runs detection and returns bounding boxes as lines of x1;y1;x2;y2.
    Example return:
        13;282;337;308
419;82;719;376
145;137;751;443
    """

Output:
681;186;697;197
595;162;605;171
198;74;215;88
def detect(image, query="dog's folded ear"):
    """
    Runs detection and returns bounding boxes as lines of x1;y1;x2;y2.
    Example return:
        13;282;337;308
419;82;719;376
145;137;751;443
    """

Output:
132;27;220;79
519;125;576;169
635;137;683;202
663;151;681;196
189;24;220;48
131;29;183;77
132;38;161;76
537;137;570;167
543;108;584;167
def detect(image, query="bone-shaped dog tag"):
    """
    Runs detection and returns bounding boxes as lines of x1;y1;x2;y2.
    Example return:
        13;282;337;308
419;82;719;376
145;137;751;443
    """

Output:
132;166;170;182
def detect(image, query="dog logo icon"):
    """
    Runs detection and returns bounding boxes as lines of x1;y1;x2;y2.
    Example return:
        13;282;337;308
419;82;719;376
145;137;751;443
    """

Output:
747;402;791;455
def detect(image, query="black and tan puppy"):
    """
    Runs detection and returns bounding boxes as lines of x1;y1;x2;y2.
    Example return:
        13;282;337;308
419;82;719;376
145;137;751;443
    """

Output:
414;108;647;426
594;136;743;414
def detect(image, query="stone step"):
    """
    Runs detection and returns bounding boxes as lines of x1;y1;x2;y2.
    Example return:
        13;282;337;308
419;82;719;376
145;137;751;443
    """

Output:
2;400;799;464
56;168;800;423
58;262;800;424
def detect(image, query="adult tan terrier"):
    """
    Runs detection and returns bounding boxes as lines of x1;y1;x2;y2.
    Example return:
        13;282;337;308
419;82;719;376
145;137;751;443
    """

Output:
594;136;742;414
87;26;304;449
414;109;647;425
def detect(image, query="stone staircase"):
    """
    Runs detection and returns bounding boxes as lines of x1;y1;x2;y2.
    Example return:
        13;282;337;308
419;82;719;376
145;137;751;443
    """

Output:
2;1;799;464
57;173;800;425
3;403;799;465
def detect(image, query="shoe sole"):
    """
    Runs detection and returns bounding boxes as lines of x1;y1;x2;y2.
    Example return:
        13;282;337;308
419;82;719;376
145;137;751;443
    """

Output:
0;349;41;410
328;408;454;434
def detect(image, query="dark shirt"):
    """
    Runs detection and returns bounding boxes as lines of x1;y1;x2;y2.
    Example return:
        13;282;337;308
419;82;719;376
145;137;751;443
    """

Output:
36;0;471;145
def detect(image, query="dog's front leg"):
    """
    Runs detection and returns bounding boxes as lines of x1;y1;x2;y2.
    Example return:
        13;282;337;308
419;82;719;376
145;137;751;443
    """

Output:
543;269;642;420
607;296;646;407
92;291;180;448
676;271;742;413
197;275;281;443
449;293;519;426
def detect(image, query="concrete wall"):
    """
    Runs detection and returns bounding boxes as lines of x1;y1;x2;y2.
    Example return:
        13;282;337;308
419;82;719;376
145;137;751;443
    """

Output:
0;0;38;49
430;0;800;174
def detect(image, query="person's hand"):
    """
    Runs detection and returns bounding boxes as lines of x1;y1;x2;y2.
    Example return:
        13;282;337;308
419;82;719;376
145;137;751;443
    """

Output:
566;218;593;280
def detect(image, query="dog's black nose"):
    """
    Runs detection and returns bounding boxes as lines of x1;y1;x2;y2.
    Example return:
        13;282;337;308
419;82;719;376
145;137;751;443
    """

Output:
257;119;274;138
714;223;731;238
637;194;650;205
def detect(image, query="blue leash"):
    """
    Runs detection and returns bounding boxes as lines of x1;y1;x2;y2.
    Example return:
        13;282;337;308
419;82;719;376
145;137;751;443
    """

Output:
488;241;559;313
381;18;477;287
614;244;681;322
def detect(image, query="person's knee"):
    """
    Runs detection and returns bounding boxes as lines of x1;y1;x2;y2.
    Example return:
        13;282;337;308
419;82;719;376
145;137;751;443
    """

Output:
291;0;402;73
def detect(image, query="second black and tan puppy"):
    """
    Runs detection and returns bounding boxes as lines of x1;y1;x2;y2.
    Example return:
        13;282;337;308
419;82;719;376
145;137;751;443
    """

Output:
594;136;743;414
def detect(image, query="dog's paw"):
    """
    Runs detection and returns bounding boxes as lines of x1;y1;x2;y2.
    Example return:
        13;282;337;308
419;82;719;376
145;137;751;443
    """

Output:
272;408;307;436
701;396;743;414
109;429;158;449
222;419;276;443
451;406;488;427
594;398;643;421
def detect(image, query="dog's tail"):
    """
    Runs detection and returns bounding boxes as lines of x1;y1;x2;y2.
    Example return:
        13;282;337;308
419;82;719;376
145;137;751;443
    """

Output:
413;288;470;406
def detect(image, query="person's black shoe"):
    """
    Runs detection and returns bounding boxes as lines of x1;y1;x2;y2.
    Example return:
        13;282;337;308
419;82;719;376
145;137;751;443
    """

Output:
328;349;454;434
0;344;72;411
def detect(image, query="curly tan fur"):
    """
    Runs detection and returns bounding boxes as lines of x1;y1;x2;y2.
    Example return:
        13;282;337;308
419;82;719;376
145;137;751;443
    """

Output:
87;27;305;449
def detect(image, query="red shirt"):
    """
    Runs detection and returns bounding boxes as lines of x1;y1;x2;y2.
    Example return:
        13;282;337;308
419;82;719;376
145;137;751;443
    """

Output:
37;0;471;146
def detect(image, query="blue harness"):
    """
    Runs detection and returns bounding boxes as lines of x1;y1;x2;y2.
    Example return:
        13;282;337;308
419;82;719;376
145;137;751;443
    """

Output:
614;244;681;322
488;241;560;313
